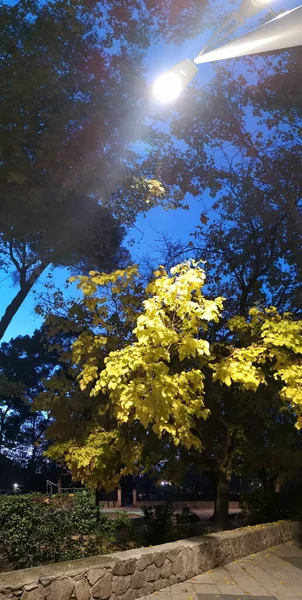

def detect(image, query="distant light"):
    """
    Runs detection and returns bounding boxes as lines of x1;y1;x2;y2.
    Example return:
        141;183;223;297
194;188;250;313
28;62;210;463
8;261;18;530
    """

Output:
153;72;182;103
160;480;172;486
13;483;19;489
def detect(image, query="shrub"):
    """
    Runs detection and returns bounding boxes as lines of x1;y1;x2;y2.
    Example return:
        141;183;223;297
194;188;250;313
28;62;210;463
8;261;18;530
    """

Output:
0;493;133;570
175;505;200;524
142;504;174;545
242;490;302;525
142;504;201;545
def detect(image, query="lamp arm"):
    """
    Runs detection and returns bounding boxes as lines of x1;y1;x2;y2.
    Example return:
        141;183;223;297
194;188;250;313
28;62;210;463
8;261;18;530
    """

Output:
194;5;302;65
197;0;276;57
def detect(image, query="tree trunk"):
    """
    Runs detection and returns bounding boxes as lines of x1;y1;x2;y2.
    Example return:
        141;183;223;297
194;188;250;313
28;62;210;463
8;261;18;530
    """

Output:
0;263;47;341
208;475;217;521
216;471;231;531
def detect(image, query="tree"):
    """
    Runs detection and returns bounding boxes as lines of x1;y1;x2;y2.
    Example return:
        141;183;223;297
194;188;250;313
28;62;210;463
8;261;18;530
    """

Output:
144;47;302;515
167;49;302;236
188;162;302;319
240;399;302;493
0;329;59;481
1;0;213;339
0;374;24;456
38;261;302;529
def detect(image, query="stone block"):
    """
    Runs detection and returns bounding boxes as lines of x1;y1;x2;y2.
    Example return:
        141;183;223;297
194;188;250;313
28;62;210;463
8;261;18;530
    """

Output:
167;548;181;562
112;576;131;596
153;579;169;591
142;583;154;595
197;541;216;572
136;555;154;572
144;565;157;582
153;553;165;568
131;571;146;589
23;585;39;593
112;560;136;576
120;589;135;600
87;570;107;587
21;588;45;600
39;579;56;588
91;572;112;600
46;578;74;600
171;554;183;576
75;580;90;600
161;560;172;579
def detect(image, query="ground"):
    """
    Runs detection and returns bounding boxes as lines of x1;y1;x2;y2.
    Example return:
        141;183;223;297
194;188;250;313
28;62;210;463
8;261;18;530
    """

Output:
144;541;302;600
101;507;241;522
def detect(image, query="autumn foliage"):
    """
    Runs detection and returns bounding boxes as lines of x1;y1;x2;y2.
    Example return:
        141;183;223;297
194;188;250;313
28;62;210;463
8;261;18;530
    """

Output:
39;262;302;494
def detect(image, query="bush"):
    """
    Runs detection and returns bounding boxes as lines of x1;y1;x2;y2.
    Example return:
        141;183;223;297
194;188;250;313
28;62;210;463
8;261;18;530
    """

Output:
142;504;201;546
0;493;134;570
176;505;200;524
143;504;174;545
242;490;302;525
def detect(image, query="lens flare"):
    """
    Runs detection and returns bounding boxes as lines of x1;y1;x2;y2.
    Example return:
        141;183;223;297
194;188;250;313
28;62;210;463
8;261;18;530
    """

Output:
152;72;182;103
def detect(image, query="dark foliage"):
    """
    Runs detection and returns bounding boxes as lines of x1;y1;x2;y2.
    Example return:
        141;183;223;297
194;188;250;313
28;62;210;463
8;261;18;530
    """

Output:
242;490;302;525
0;493;133;570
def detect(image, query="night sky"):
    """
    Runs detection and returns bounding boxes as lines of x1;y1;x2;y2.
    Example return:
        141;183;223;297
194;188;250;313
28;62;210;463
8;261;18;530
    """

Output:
0;0;298;342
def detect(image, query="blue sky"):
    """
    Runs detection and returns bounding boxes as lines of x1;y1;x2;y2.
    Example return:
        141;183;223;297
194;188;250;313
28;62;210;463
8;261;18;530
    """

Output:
0;0;298;342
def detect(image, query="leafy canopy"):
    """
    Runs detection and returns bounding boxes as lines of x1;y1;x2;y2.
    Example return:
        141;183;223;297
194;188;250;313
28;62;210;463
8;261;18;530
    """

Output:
39;262;302;489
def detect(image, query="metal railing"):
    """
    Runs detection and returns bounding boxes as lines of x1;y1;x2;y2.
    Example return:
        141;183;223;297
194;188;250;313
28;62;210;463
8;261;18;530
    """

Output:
46;480;85;496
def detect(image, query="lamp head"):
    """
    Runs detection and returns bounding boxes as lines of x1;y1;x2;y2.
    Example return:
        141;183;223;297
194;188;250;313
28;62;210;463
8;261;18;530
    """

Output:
153;58;198;103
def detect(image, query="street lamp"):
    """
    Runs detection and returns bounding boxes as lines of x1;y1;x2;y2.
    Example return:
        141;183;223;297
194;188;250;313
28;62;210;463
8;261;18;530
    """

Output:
153;59;198;103
153;2;302;103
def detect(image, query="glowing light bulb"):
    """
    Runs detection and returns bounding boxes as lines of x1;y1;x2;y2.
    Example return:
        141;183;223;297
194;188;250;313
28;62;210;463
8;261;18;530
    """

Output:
152;72;182;103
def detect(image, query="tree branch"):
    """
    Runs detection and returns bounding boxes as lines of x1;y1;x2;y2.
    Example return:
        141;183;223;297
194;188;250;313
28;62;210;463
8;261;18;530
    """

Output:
0;262;48;341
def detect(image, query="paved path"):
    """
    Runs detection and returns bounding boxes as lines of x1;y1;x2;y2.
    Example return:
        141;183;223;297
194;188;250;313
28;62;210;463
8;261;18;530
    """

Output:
145;541;302;600
101;507;241;522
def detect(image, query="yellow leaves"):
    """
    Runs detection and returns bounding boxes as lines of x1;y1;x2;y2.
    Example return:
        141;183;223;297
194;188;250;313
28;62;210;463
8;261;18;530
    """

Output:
72;261;302;455
70;266;139;302
202;298;224;322
53;261;302;491
260;316;302;352
212;347;266;391
212;362;232;387
178;336;198;361
46;428;144;491
228;315;249;332
129;177;166;207
90;261;221;450
146;179;166;198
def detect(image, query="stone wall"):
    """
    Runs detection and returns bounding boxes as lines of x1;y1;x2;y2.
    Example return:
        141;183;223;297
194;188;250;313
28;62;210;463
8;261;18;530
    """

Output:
0;521;299;600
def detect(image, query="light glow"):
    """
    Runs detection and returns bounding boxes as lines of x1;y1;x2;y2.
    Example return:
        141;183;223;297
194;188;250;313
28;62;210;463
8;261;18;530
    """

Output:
152;72;182;103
